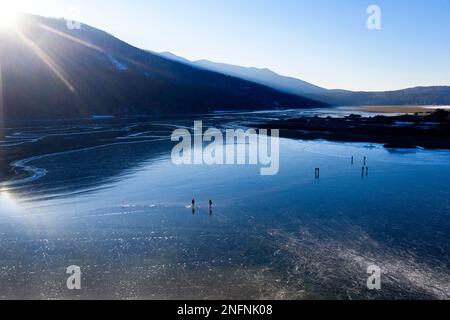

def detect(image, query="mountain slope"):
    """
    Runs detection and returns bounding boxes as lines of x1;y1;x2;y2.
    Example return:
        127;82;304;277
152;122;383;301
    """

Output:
160;52;450;106
194;60;326;95
0;15;326;121
158;52;326;95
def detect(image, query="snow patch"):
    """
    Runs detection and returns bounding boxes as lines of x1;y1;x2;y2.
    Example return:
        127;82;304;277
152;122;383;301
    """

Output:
106;53;128;71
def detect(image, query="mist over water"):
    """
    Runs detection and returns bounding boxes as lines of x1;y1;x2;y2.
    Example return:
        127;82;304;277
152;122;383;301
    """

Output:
0;109;449;299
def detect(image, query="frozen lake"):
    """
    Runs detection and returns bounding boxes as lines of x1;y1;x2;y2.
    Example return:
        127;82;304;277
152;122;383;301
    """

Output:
0;109;449;299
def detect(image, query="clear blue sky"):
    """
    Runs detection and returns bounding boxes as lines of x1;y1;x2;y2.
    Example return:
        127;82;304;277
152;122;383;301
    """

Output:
13;0;450;91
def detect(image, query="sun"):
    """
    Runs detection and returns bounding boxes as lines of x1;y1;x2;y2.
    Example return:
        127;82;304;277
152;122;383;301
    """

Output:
0;4;19;29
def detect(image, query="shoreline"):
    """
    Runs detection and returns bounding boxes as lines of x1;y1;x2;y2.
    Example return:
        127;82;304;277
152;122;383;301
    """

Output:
255;110;450;150
354;105;450;114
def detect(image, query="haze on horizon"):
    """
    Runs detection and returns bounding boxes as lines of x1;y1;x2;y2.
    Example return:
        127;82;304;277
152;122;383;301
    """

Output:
5;0;450;92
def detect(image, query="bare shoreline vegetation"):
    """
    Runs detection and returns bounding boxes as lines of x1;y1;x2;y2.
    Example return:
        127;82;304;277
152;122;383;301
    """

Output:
255;109;450;150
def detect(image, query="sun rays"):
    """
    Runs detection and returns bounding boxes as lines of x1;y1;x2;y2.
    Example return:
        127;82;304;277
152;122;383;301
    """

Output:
15;27;76;93
0;61;4;141
37;23;157;75
1;14;156;117
0;62;4;114
38;24;105;53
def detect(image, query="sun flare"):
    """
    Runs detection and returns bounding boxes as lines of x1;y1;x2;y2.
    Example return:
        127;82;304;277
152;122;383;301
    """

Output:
0;3;19;29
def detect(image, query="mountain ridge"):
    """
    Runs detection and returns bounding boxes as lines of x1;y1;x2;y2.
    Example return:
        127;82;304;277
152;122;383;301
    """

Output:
158;52;450;106
0;14;326;121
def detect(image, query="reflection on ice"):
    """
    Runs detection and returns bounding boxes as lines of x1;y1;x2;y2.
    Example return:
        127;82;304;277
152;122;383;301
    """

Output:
0;189;19;214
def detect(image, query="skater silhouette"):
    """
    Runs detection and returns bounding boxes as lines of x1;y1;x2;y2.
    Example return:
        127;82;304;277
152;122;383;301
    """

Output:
209;200;213;216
